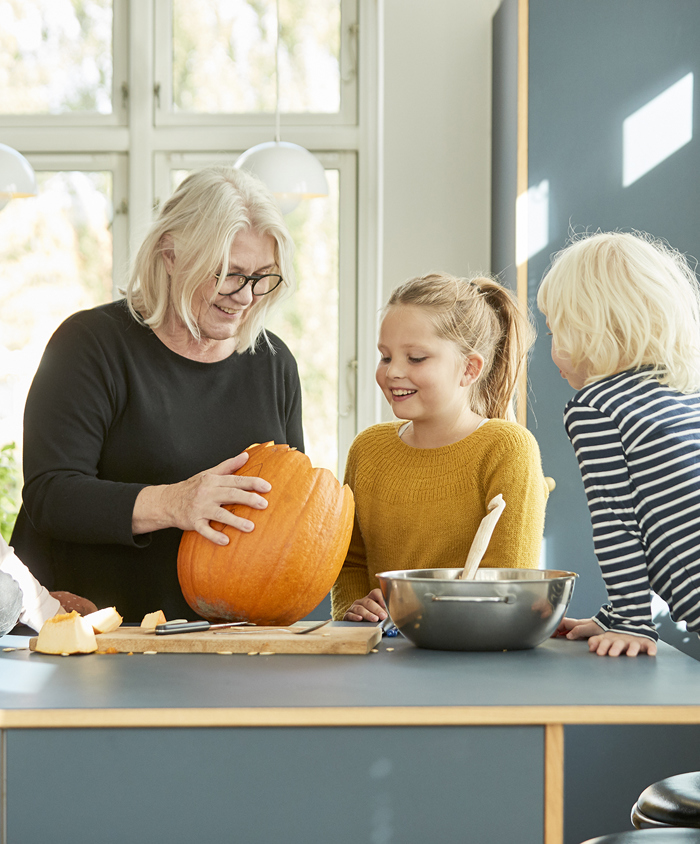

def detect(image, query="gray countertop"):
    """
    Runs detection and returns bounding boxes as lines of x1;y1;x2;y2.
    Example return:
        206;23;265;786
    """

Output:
2;624;700;720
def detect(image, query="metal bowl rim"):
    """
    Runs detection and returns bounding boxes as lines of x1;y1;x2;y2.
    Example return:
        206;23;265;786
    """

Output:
376;567;578;582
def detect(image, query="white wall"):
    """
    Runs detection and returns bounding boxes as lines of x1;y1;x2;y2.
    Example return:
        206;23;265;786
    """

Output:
382;0;501;298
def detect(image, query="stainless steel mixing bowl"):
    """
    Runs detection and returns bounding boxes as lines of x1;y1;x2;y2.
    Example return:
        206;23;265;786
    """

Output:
377;568;578;651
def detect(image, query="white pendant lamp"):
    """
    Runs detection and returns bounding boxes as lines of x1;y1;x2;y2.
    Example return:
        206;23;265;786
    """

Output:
234;0;328;215
0;142;37;213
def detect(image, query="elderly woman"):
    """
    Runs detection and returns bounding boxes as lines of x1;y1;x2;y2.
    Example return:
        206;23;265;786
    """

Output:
11;166;303;621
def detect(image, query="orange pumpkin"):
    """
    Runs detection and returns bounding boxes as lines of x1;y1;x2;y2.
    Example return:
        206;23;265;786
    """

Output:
177;442;355;626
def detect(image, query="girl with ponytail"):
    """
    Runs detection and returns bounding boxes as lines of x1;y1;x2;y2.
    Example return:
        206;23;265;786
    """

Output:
331;272;549;622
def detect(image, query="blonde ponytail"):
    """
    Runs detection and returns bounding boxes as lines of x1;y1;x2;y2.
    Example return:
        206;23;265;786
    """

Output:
476;279;534;419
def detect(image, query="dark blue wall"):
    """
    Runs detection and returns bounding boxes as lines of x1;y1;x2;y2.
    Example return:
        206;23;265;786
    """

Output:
493;3;700;842
526;0;700;634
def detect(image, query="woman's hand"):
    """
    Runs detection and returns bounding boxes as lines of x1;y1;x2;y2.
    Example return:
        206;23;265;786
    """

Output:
554;616;657;656
132;452;272;544
344;588;387;622
50;591;99;616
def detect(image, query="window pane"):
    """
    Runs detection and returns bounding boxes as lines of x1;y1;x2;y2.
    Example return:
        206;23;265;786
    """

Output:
172;0;340;114
170;169;340;475
0;171;114;457
267;171;340;474
0;0;113;115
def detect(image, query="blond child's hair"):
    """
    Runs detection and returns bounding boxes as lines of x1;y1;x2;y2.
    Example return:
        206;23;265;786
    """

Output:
384;272;535;421
537;231;700;393
125;165;296;354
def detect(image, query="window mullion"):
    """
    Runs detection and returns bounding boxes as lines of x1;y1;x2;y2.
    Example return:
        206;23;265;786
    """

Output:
127;0;156;255
336;151;358;476
153;0;174;128
113;0;130;125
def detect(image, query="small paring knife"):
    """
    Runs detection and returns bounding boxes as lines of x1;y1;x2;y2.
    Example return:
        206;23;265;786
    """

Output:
155;620;251;635
155;619;332;636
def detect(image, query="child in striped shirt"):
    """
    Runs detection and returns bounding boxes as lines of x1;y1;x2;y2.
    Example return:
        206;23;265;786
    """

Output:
538;231;700;657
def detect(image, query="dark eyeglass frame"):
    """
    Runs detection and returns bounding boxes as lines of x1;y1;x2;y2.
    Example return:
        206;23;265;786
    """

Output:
215;272;284;297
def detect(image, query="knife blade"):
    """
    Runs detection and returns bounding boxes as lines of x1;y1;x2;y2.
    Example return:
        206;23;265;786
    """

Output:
213;619;332;635
154;620;251;635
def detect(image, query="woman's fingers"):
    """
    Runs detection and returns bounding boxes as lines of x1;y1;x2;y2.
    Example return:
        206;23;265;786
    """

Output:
164;463;273;534
195;496;273;543
133;453;276;539
193;520;235;545
213;452;251;474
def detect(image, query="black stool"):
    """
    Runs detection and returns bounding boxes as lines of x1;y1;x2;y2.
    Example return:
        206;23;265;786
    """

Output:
581;830;700;843
631;772;700;829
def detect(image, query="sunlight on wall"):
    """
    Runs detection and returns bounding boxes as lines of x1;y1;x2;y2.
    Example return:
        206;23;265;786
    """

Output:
651;591;700;660
515;179;549;267
623;73;694;187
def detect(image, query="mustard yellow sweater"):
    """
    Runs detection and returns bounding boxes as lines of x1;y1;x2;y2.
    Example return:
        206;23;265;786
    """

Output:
330;420;549;620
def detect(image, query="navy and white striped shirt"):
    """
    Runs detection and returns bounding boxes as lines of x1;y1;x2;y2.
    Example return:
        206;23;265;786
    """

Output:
564;369;700;640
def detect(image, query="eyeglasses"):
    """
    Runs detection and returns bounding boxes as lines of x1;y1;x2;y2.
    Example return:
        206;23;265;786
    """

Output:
216;272;284;297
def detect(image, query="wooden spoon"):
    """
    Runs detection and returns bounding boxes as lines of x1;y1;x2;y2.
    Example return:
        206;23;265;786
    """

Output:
459;494;506;580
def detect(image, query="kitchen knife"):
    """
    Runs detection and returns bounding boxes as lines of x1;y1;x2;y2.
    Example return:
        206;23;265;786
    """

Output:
155;620;251;635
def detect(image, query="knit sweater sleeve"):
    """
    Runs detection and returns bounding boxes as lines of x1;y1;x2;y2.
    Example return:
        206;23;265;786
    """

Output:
330;440;371;619
479;424;548;570
565;401;657;641
20;313;148;547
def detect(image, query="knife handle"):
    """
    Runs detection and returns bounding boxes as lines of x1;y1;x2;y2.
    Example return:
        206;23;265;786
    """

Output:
155;621;211;635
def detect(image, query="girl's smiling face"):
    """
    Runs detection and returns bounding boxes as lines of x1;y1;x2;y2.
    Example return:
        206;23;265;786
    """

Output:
376;304;478;425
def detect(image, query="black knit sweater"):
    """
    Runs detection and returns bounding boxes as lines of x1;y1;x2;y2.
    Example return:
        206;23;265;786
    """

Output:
11;300;304;621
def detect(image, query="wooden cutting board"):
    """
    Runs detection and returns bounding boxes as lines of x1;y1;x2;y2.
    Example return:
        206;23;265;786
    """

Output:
30;622;381;655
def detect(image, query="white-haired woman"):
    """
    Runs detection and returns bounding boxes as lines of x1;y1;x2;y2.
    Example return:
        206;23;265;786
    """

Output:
11;166;303;621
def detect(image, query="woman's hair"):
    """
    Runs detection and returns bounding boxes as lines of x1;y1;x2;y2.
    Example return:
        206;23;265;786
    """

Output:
537;231;700;393
125;165;296;354
384;272;535;421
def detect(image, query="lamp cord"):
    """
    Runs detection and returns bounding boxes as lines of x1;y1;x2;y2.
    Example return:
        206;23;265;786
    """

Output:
274;0;281;143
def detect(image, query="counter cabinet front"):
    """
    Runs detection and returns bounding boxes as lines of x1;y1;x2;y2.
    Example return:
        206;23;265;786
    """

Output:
2;630;700;844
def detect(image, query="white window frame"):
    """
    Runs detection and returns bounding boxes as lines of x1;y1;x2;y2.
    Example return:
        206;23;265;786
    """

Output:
152;0;358;128
0;0;129;128
18;153;129;300
0;0;382;477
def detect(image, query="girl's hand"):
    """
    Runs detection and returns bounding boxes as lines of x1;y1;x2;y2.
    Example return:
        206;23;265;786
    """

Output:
344;588;387;622
132;452;272;544
587;631;657;657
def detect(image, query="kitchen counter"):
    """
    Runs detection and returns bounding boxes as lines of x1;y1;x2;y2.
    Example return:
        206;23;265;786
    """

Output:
2;626;700;844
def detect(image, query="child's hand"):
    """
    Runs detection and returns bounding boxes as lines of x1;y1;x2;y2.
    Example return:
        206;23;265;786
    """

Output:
587;630;657;657
554;616;657;656
344;588;387;622
553;616;604;639
50;591;98;616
